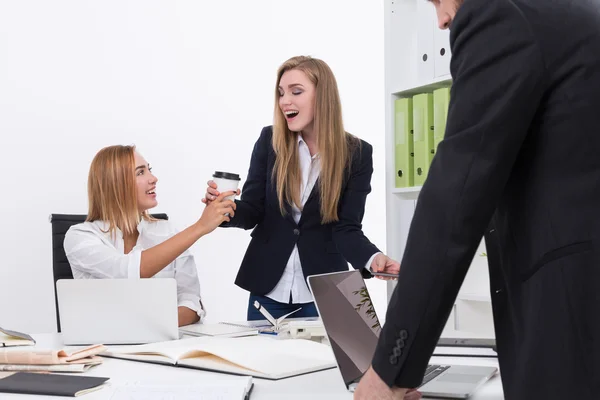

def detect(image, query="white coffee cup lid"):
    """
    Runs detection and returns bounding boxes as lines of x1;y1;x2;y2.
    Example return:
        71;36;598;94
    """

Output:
213;171;241;181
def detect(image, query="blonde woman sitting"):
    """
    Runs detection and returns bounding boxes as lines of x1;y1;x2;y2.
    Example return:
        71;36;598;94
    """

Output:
64;145;235;326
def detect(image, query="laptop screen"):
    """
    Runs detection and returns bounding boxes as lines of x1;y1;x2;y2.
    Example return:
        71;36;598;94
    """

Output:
308;270;381;386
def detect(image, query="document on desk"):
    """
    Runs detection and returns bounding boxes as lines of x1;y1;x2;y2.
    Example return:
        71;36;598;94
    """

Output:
179;323;258;338
110;377;253;400
0;344;105;372
103;335;336;380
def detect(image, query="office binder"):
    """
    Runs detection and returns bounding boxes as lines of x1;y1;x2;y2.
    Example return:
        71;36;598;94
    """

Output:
434;28;452;78
416;0;435;82
412;93;434;186
433;87;451;152
394;98;414;188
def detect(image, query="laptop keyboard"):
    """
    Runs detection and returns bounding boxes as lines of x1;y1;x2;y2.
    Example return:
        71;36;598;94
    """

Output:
420;364;451;387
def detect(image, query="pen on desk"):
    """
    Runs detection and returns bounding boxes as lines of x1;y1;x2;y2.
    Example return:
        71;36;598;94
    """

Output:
253;301;277;327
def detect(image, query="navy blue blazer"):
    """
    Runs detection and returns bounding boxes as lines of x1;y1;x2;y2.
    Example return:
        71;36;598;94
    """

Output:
224;126;380;296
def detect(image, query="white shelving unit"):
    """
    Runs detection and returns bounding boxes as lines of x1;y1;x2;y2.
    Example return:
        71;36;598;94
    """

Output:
383;0;494;336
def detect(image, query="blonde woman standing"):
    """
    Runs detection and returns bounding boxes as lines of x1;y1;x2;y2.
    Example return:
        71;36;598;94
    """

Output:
65;145;235;326
203;56;400;320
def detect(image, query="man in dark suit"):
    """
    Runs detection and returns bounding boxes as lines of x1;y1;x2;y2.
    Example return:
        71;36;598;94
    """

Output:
356;0;600;398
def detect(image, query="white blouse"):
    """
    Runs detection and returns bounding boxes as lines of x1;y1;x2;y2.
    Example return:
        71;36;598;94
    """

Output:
64;219;205;318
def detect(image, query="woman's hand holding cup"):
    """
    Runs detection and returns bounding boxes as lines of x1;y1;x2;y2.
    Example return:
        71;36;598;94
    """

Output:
197;191;237;235
202;172;241;206
201;180;221;205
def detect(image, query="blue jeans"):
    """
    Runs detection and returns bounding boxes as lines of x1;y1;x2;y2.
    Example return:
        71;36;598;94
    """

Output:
247;294;319;321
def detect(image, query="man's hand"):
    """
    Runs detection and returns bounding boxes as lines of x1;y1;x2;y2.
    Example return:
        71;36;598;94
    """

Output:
370;253;400;280
354;367;421;400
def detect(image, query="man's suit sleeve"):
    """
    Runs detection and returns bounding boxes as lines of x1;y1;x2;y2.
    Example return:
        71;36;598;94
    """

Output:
333;141;381;275
222;126;271;230
372;1;546;387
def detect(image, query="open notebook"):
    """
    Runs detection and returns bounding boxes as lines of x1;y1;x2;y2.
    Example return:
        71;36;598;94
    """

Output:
103;336;335;380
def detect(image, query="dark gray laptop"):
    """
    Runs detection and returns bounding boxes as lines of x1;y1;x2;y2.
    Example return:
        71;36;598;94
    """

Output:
307;270;497;399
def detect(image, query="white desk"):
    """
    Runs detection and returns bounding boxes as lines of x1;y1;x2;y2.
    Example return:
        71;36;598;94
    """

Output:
0;334;504;399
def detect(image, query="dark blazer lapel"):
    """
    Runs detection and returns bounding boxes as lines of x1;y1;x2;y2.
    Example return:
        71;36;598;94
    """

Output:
267;154;297;225
299;179;320;225
283;201;297;225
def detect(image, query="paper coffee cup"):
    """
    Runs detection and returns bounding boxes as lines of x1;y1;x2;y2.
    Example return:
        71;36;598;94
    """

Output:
213;171;241;201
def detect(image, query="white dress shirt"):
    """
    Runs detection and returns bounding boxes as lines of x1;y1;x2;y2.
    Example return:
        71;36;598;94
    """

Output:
266;135;379;304
64;219;205;318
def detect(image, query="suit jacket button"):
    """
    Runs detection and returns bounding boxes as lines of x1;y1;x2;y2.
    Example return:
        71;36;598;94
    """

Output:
396;338;405;348
293;229;300;236
393;347;402;357
399;330;408;340
389;355;398;365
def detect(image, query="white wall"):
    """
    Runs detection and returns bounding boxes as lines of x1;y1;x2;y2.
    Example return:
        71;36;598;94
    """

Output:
0;0;387;333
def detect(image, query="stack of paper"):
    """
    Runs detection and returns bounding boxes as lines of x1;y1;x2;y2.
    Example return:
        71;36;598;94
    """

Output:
0;344;105;373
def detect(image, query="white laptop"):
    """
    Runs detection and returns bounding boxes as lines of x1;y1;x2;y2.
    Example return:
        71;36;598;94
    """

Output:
57;278;179;345
307;270;497;399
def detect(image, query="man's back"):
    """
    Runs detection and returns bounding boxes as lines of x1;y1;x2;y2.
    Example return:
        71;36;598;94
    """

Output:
371;0;600;398
487;1;600;397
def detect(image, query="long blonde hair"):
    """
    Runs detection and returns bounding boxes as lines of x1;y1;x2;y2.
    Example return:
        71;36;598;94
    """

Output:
272;56;358;224
86;145;152;237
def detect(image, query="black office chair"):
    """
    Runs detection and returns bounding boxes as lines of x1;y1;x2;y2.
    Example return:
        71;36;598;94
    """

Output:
49;213;168;332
